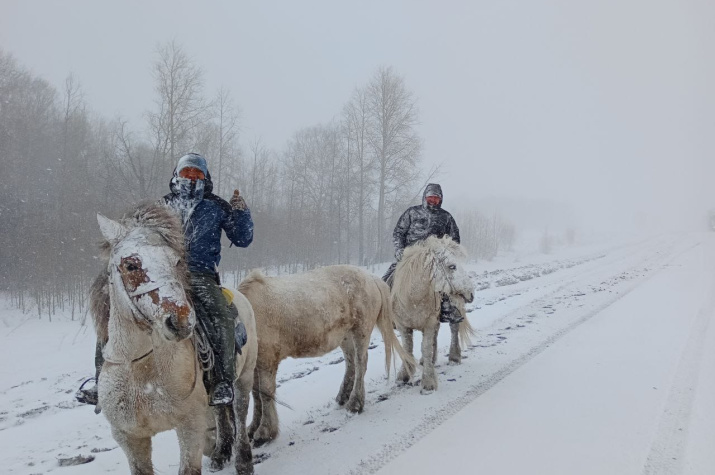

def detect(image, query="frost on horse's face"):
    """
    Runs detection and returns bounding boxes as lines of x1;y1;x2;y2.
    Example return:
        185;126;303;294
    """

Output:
111;227;195;341
433;249;475;304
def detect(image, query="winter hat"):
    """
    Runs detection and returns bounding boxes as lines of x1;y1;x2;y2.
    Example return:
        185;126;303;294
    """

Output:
424;183;443;198
176;153;208;176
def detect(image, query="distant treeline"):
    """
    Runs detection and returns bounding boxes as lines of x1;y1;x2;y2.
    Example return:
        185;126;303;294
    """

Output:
0;42;516;317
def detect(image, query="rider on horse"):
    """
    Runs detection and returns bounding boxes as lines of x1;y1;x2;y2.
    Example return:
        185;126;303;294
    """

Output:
78;153;253;407
383;183;463;323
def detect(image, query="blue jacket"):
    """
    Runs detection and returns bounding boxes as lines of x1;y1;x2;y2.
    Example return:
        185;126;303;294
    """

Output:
163;172;253;274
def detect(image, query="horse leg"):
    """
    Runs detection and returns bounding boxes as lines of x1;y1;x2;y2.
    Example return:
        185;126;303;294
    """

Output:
252;363;279;447
248;366;262;439
396;326;414;384
432;325;439;364
176;418;206;475
234;371;255;475
113;428;154;475
448;322;462;364
420;322;440;394
336;336;356;406
345;333;369;414
209;405;235;472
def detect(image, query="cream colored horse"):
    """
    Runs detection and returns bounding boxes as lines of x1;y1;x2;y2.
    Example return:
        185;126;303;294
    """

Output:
391;236;475;394
92;203;257;475
239;265;416;447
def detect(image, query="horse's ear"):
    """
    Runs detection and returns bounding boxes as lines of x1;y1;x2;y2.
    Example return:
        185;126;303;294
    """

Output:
97;214;127;242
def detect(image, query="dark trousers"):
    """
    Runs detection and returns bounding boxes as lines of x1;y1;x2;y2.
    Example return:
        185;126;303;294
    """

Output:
190;271;236;386
383;262;397;288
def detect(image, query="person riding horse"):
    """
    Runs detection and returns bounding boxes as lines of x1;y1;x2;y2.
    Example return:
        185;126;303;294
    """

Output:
383;183;463;323
78;153;254;407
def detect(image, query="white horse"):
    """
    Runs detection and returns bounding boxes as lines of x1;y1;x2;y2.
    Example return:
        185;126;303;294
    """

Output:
391;236;475;394
239;265;416;446
92;203;256;475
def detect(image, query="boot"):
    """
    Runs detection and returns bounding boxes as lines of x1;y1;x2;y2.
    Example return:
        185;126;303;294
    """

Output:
202;305;236;406
439;294;464;324
76;340;105;406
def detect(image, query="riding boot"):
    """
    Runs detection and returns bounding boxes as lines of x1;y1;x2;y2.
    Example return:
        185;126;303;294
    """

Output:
191;271;236;406
439;293;464;324
76;340;105;406
204;312;236;406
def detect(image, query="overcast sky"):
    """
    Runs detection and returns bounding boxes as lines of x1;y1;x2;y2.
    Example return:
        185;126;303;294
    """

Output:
2;0;714;232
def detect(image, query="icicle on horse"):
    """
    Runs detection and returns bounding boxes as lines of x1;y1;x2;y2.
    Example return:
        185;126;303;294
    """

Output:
91;203;256;475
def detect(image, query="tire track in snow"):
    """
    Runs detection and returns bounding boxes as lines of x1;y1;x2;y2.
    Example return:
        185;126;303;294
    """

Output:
642;241;715;475
348;237;699;475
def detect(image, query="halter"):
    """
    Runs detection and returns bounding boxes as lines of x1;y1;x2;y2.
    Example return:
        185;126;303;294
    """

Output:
434;253;457;295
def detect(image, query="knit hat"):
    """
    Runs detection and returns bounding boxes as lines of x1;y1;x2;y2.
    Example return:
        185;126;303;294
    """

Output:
176;153;208;176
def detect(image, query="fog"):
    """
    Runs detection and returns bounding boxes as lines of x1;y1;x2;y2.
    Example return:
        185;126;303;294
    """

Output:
2;1;715;308
4;0;713;233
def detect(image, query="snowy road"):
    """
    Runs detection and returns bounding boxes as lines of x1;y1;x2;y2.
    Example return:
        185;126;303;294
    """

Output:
1;233;713;474
377;236;715;475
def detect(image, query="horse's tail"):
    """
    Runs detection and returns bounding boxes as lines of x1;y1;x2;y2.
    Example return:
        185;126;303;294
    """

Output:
456;298;476;348
458;316;477;349
374;277;416;380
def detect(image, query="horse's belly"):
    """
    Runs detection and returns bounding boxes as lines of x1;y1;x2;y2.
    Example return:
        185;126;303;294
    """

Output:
287;330;347;359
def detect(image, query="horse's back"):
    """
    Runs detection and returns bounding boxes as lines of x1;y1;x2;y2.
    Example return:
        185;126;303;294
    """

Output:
240;265;383;359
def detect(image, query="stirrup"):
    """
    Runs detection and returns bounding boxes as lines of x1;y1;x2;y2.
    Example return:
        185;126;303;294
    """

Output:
75;377;99;405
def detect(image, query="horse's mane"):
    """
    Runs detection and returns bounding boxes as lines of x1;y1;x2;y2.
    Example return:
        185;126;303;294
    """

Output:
392;236;466;312
91;202;189;341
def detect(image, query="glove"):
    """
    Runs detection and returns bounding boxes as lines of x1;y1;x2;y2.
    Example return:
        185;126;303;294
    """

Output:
395;247;404;261
230;189;248;211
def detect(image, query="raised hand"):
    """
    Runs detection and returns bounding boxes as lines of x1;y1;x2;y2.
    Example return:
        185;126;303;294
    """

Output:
230;189;248;211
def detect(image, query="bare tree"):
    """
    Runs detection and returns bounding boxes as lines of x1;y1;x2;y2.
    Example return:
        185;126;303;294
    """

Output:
212;86;240;196
365;66;422;260
343;86;374;265
147;40;208;168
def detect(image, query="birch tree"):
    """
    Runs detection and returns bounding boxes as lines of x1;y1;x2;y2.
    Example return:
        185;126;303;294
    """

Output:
366;66;422;260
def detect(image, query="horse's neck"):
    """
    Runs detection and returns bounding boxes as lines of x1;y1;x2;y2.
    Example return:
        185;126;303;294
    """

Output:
104;297;195;383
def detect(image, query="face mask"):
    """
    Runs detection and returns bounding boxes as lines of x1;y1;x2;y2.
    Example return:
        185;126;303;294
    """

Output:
175;177;205;201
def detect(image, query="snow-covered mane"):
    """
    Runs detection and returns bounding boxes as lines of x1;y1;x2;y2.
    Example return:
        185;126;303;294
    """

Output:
90;202;189;341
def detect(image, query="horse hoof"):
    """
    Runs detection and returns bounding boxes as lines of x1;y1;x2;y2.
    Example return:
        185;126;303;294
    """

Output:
420;387;435;395
345;399;364;414
209;456;229;472
448;358;461;365
237;463;255;475
252;435;273;448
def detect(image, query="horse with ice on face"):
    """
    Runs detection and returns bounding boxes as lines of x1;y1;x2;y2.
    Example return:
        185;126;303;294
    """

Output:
391;236;475;394
239;265;416;447
91;203;257;475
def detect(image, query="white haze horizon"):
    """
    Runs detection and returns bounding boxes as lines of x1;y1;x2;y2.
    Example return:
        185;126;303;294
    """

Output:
2;0;714;236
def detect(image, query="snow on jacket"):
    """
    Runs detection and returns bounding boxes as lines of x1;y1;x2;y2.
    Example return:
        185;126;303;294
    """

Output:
392;183;460;256
163;171;253;274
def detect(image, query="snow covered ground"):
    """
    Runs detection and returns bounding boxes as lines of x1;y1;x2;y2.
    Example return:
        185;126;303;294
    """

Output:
1;233;713;474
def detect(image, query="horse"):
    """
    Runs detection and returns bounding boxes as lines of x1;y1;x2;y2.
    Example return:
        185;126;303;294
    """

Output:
91;203;257;475
238;265;416;447
391;236;475;394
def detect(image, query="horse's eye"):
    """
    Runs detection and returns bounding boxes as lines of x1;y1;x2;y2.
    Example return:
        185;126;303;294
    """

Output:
126;263;138;272
448;264;457;271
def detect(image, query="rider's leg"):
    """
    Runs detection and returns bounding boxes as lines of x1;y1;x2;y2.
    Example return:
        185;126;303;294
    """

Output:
191;271;236;406
382;262;397;289
439;293;464;324
77;339;104;405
